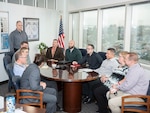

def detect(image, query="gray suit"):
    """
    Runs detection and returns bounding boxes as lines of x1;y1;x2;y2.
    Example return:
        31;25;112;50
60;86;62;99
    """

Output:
20;63;57;113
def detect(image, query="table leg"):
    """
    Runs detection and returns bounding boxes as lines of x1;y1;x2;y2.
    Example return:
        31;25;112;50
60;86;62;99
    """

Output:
63;82;82;113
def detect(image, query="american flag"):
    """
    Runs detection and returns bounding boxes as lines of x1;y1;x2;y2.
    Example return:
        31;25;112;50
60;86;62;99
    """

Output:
58;16;65;48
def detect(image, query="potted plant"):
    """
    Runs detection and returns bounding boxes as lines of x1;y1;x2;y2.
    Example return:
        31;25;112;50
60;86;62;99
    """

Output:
38;42;48;55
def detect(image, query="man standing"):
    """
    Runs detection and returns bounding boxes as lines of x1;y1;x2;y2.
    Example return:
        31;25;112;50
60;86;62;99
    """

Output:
65;40;82;62
9;21;28;54
108;52;149;113
73;44;103;69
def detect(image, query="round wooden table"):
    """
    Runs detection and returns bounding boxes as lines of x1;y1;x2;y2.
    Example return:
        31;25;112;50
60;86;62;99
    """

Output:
40;64;98;113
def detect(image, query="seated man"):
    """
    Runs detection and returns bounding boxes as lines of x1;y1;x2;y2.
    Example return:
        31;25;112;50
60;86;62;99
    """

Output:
108;52;149;113
46;39;64;61
13;47;29;77
65;40;82;62
20;54;57;113
83;48;119;104
12;41;31;64
13;48;58;90
73;44;103;69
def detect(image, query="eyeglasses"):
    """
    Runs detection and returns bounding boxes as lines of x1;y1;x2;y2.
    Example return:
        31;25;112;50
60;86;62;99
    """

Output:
19;56;27;58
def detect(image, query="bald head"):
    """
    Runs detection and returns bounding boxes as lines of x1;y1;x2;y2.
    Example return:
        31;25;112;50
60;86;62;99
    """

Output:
69;40;75;49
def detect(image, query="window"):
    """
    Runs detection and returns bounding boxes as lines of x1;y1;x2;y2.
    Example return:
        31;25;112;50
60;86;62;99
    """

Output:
82;10;97;50
8;0;21;4
37;0;45;8
102;7;125;54
72;13;79;47
131;3;150;64
23;0;34;6
47;0;55;9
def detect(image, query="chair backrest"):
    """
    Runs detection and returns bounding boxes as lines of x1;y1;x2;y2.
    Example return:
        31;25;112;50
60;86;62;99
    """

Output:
98;52;106;60
12;76;21;90
6;63;14;82
79;49;87;57
3;55;12;72
146;80;150;96
16;89;44;108
6;63;21;90
5;62;14;91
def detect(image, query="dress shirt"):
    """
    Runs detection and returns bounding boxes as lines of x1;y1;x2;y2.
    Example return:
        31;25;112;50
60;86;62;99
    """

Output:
96;57;119;77
118;63;149;95
13;62;26;77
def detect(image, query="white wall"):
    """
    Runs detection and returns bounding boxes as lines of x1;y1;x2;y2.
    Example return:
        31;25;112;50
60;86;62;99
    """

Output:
0;2;60;82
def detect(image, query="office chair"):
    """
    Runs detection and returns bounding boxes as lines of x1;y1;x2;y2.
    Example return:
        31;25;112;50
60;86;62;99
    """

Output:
98;52;106;60
121;81;150;113
79;49;87;57
3;55;14;92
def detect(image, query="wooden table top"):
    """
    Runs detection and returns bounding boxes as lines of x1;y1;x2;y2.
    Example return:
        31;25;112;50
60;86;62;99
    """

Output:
40;63;99;82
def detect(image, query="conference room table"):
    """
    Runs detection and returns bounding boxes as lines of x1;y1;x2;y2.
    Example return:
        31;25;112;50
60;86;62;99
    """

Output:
40;61;99;113
0;103;46;113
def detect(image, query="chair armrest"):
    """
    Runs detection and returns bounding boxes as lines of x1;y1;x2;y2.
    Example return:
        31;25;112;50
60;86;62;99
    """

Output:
122;95;150;106
16;89;43;95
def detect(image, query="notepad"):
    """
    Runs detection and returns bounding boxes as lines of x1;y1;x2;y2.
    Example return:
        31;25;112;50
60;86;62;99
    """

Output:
15;109;27;113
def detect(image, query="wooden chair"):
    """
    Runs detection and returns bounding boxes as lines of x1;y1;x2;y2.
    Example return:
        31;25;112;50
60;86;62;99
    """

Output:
16;89;44;108
121;95;150;113
121;81;150;113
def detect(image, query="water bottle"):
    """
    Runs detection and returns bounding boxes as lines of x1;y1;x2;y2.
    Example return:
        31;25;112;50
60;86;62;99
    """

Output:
6;95;15;113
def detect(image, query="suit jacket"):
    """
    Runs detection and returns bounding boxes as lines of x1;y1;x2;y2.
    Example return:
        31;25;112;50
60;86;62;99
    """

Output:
20;63;43;103
46;47;64;61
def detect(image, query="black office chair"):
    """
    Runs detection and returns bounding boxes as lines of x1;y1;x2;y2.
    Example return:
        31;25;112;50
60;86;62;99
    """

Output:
79;49;87;57
98;52;106;60
3;55;14;92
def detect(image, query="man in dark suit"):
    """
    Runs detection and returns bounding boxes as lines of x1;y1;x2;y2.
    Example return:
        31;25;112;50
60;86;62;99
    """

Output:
46;39;64;61
20;54;57;113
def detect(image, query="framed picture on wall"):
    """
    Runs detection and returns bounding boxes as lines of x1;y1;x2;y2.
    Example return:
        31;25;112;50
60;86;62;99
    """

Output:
23;18;39;41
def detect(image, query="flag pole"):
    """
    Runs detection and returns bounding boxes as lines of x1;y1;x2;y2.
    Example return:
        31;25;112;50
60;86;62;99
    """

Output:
60;15;62;19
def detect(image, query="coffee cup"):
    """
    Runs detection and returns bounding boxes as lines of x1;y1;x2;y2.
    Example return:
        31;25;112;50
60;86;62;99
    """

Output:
52;64;57;69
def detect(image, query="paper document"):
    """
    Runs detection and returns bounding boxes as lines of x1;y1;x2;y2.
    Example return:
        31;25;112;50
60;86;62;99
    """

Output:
78;68;93;72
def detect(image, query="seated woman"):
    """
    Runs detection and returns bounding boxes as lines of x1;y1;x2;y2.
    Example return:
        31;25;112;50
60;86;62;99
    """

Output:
20;54;57;113
46;39;64;61
93;51;128;113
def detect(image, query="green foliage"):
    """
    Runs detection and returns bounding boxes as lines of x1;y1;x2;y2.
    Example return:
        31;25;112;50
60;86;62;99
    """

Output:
38;42;48;50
